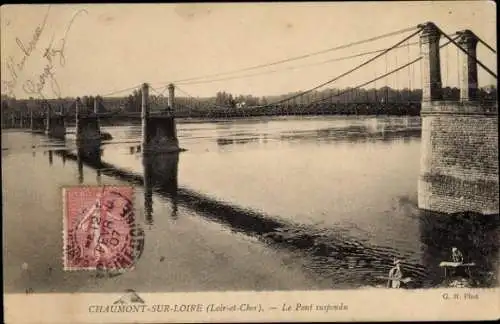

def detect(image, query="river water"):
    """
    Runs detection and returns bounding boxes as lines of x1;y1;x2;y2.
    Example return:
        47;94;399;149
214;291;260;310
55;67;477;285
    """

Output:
2;115;498;293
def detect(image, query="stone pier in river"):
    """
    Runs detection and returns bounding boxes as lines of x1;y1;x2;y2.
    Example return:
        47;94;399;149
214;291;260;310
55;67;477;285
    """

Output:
44;102;66;139
418;23;499;215
141;83;180;153
31;114;46;133
29;83;180;155
75;97;102;160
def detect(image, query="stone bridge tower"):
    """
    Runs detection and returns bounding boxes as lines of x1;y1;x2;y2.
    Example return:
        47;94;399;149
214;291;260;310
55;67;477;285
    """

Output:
418;22;498;215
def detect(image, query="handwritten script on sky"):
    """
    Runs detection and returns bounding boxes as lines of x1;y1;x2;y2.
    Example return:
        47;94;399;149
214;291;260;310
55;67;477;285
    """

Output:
1;3;496;99
2;6;88;99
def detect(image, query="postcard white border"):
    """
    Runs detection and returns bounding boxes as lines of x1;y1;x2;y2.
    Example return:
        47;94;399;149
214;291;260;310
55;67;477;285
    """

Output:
4;288;500;323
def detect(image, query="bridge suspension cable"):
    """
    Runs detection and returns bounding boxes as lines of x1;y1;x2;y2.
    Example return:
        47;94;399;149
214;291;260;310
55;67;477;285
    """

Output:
253;27;424;109
437;28;497;79
149;86;162;96
456;46;460;88
476;35;497;54
172;35;457;87
306;58;421;107
302;34;461;108
175;85;230;110
174;85;195;98
444;42;449;87
100;84;141;97
151;25;421;87
148;85;170;97
384;50;389;102
174;42;424;86
406;39;412;100
395;46;399;101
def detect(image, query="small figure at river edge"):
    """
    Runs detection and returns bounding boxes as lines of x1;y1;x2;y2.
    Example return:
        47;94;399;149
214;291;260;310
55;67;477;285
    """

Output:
450;246;467;278
387;259;403;288
452;247;464;263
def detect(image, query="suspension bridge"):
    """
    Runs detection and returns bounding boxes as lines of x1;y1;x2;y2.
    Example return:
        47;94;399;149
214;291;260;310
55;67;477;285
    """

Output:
2;21;498;216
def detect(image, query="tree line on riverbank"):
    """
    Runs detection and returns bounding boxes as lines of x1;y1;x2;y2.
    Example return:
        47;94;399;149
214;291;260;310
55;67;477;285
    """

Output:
1;85;497;119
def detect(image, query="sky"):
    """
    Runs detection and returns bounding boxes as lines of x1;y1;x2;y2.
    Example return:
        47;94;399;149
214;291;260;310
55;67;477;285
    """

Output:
1;2;497;99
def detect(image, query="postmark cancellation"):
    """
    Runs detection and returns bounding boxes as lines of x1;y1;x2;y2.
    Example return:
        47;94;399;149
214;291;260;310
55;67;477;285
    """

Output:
63;185;144;272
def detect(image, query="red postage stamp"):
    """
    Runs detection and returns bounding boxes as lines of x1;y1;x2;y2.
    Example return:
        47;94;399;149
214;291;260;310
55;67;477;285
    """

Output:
63;186;144;271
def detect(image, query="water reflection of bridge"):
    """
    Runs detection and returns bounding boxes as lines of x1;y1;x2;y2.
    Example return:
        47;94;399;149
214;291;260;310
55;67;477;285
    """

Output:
49;145;498;289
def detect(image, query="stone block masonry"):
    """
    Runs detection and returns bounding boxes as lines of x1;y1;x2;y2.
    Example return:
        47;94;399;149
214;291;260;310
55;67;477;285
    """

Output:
419;103;498;214
417;23;498;215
